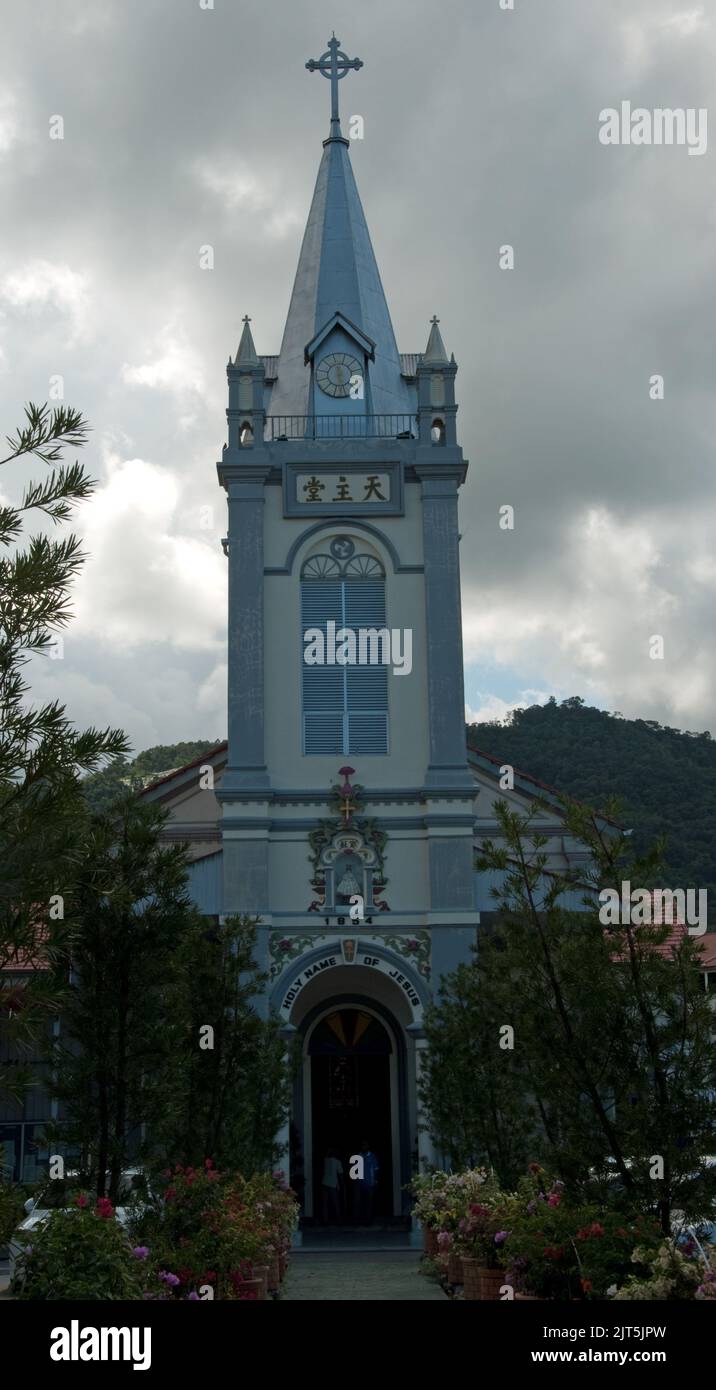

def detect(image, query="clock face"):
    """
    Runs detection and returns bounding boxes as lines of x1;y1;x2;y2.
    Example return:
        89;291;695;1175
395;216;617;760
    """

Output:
315;352;362;398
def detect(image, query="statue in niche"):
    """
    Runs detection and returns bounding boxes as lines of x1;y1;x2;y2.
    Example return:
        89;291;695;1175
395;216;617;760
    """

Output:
307;767;391;914
336;860;361;901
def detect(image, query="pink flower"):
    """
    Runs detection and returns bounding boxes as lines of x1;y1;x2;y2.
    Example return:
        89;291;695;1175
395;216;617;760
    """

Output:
547;1193;561;1207
494;1231;509;1244
74;1194;88;1208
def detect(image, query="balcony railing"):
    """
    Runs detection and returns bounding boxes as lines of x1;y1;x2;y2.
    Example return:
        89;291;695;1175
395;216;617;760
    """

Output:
264;414;417;442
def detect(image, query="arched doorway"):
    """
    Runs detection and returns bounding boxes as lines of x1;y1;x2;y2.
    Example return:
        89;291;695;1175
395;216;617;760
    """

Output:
272;947;430;1221
309;1007;393;1224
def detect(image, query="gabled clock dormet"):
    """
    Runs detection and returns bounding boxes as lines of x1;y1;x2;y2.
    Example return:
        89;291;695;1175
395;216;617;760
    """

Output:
306;310;374;418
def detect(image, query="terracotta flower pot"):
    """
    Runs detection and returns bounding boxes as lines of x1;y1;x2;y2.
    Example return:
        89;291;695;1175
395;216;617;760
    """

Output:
447;1253;463;1285
424;1228;439;1258
461;1259;506;1300
478;1268;505;1301
267;1254;281;1291
253;1264;269;1300
231;1277;263;1301
461;1256;481;1300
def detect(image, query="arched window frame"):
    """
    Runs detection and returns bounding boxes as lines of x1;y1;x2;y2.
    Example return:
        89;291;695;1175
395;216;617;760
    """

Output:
301;545;389;756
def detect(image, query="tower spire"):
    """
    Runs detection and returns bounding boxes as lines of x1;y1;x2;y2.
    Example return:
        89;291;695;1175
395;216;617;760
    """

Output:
306;33;363;143
269;33;410;416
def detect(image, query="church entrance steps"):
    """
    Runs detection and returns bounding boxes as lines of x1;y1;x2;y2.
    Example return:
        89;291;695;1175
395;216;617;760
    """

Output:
296;1226;414;1253
281;1251;447;1301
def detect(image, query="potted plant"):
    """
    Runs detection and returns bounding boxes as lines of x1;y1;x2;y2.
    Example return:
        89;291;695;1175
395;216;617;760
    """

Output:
411;1170;451;1257
500;1167;664;1301
451;1176;509;1300
610;1240;716;1300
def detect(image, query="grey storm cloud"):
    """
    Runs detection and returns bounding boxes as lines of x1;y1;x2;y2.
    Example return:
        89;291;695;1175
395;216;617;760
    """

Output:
0;0;714;747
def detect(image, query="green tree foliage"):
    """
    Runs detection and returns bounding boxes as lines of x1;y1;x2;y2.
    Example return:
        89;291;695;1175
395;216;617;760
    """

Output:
46;799;289;1191
422;799;716;1230
169;916;291;1175
0;404;128;1100
46;795;202;1202
467;698;716;920
420;949;533;1185
0;1177;25;1246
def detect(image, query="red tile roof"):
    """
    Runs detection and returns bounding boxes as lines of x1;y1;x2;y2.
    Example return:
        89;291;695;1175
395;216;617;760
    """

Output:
139;742;228;797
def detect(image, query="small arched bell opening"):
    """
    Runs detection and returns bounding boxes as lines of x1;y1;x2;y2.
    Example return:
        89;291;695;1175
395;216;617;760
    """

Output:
430;418;446;446
239;420;254;447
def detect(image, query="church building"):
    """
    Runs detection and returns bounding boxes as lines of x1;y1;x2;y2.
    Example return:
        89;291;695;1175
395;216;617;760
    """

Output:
142;36;589;1224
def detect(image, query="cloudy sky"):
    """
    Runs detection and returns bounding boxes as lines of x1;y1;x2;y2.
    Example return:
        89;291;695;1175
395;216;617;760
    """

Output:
1;0;715;752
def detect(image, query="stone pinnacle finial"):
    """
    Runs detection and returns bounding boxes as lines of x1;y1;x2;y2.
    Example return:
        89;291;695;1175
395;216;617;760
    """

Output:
423;315;449;367
235;315;259;367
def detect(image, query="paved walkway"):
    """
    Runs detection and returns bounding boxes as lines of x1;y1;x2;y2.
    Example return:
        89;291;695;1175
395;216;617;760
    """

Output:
282;1251;446;1301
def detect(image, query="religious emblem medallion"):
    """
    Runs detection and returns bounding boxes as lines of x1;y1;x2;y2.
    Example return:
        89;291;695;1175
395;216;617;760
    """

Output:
329;535;355;561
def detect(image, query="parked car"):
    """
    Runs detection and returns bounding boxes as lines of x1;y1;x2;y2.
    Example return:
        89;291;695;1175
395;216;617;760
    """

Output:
8;1168;151;1280
672;1156;716;1253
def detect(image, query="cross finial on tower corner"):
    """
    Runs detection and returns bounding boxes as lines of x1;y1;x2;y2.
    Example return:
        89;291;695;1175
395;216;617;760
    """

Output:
306;34;363;141
242;314;252;324
430;315;440;325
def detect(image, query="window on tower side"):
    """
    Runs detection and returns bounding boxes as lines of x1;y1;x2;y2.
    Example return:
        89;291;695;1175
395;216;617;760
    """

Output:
301;555;389;756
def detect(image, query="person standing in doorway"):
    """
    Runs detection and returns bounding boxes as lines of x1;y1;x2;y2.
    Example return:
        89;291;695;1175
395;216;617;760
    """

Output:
321;1148;344;1225
358;1140;379;1225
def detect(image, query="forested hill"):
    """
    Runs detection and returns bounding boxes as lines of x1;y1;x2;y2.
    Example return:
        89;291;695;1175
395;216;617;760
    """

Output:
82;740;221;812
82;700;715;912
468;697;715;909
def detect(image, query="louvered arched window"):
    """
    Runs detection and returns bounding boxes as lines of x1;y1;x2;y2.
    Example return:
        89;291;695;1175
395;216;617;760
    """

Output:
301;546;388;755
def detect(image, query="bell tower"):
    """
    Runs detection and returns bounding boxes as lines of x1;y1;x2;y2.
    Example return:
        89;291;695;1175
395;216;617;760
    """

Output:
215;35;478;1212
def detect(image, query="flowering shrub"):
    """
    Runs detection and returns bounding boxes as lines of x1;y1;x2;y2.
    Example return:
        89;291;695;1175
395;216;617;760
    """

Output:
610;1241;716;1300
410;1169;451;1231
411;1167;491;1238
131;1162;298;1300
454;1187;511;1267
12;1195;145;1300
500;1168;663;1299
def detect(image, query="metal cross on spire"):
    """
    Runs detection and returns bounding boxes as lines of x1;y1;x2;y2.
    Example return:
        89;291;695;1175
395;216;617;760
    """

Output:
306;33;363;140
